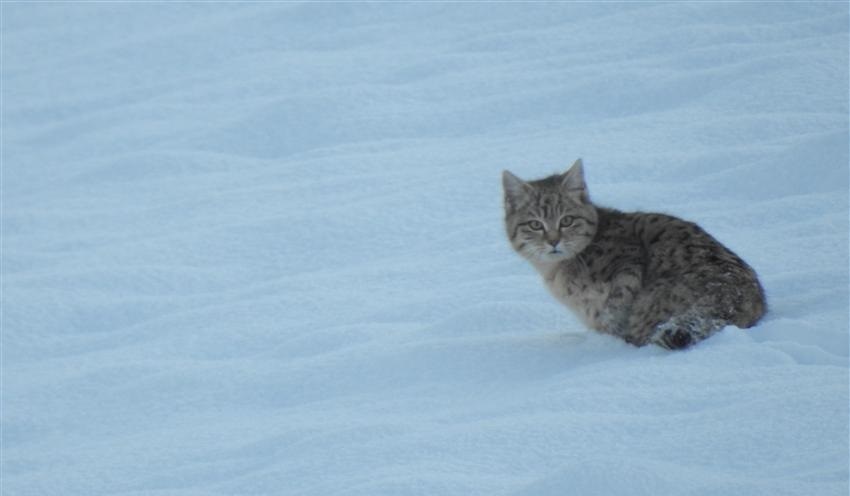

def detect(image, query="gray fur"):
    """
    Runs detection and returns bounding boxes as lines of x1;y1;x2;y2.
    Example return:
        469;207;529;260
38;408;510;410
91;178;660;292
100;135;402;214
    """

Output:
503;159;766;350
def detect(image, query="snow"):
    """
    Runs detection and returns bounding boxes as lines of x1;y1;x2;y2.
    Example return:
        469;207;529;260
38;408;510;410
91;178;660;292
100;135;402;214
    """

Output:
2;2;848;495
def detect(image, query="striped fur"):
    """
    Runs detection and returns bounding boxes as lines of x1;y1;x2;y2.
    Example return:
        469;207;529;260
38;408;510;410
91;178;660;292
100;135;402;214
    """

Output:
503;159;766;350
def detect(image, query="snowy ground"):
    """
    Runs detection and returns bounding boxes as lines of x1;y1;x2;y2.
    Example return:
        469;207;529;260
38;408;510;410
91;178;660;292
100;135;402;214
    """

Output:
2;3;848;496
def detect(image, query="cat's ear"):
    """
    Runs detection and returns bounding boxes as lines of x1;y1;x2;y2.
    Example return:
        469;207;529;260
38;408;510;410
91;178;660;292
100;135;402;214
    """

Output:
503;170;531;209
561;158;589;202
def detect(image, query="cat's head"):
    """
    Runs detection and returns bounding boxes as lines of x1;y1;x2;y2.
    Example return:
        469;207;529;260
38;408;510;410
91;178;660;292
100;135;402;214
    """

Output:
503;159;598;264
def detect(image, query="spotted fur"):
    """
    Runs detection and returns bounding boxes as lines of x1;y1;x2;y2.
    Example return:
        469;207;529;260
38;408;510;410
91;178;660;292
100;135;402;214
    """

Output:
503;159;766;350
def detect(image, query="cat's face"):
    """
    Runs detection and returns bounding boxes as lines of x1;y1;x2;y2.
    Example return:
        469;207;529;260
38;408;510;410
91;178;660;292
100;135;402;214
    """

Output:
503;159;598;264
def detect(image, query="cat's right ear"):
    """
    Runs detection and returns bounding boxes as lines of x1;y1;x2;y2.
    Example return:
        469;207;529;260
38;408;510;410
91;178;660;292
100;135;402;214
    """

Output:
503;170;531;210
561;158;590;203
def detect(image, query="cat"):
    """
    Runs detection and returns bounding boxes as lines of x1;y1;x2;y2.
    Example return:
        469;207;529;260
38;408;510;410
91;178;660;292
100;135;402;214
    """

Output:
502;159;766;350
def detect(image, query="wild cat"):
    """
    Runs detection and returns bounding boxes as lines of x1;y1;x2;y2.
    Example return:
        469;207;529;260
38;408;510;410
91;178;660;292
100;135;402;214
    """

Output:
503;159;766;350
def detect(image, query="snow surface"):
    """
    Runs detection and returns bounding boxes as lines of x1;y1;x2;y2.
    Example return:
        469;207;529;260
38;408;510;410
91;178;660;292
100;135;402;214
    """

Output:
2;2;848;495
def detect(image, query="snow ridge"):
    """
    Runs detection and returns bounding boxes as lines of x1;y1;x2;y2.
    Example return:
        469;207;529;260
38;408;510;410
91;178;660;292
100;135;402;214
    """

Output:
3;3;848;495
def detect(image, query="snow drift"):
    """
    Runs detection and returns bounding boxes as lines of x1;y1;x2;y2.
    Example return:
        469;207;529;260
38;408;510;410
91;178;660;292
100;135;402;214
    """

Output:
2;3;848;495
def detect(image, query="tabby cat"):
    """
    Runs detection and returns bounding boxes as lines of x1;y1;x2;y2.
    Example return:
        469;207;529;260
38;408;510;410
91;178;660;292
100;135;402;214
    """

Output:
502;159;766;349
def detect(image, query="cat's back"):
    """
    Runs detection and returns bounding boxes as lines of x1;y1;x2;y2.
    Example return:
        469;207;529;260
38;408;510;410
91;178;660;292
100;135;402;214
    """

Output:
623;211;747;274
611;209;766;327
586;207;760;279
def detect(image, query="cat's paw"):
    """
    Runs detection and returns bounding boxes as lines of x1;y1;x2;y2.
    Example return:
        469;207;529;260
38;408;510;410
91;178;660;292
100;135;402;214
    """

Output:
651;327;694;350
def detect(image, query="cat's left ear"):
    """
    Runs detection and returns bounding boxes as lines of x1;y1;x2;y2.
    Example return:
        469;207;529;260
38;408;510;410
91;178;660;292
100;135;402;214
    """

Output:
561;158;589;202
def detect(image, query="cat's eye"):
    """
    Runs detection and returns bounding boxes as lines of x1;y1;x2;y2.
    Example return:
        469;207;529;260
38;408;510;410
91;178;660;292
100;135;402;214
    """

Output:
527;220;544;230
559;216;575;228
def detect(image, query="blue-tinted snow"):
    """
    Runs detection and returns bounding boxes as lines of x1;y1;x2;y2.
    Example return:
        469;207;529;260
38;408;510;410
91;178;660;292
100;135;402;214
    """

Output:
2;3;848;496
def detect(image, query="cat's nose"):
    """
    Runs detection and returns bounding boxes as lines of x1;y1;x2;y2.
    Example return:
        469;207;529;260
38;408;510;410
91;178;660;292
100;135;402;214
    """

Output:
547;238;560;248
